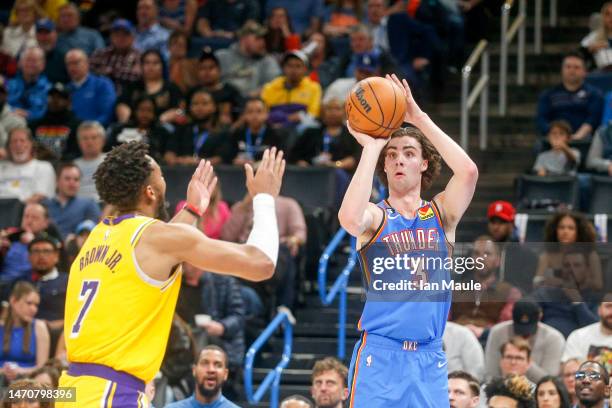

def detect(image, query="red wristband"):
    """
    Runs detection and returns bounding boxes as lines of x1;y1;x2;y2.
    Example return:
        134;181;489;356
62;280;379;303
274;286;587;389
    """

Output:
183;202;203;218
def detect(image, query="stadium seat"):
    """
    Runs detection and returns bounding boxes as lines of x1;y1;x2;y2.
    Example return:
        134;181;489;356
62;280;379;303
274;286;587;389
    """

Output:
589;176;612;214
0;198;24;230
516;175;579;210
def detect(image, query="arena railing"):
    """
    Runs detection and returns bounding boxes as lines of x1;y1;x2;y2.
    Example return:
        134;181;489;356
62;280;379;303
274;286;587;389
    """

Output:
460;39;489;152
499;0;526;116
318;228;358;359
243;308;295;408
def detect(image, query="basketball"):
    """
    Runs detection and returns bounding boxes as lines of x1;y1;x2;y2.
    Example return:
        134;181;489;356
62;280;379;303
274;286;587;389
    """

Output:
345;76;407;138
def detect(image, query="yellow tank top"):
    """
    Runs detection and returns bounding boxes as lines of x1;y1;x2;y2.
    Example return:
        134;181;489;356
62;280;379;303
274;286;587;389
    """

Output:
64;215;182;382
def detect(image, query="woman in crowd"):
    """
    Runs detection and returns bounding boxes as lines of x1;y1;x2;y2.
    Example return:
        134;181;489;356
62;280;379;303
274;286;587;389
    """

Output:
175;182;230;240
265;7;299;59
168;31;198;93
306;31;340;89
158;0;197;36
29;365;59;388
581;2;612;71
2;0;40;58
535;375;571;408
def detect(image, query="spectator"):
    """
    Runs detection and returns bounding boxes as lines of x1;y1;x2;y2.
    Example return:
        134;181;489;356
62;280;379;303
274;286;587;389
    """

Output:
65;49;117;126
265;0;324;36
168;30;198;93
498;337;533;380
281;395;315;408
535;375;571;408
0;76;27;159
448;371;481;408
487;200;517;243
580;2;612;71
164;89;229;166
175;183;231;239
561;358;581;407
306;31;341;89
42;162;100;239
1;0;40;58
0;31;18;79
64;219;95;267
0;282;50;381
324;51;381;104
29;365;60;388
264;7;300;59
365;0;389;52
443;322;485;381
35;18;68;84
562;299;612;371
310;357;348;408
0;127;55;202
73;121;105;201
484;300;566;383
30;82;80;160
135;0;170;59
323;0;363;39
586;122;612;175
116;49;183;125
158;0;197;36
261;50;321;129
536;53;603;140
533;120;580;176
227;97;285;166
484;375;535;408
192;50;244;127
89;18;142;96
215;21;281;96
573;361;609;408
7;46;50;121
196;0;259;49
55;3;104;56
164;345;240;408
8;0;67;25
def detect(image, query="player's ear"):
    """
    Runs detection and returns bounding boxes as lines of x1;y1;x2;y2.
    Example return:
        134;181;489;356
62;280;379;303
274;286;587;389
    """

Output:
343;387;349;400
144;185;155;201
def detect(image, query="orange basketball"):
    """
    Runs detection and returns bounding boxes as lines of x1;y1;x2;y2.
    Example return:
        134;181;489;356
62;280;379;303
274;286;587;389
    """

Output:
345;76;407;138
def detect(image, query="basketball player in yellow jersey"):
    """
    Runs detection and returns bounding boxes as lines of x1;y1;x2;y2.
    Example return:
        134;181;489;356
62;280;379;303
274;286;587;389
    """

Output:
57;142;285;408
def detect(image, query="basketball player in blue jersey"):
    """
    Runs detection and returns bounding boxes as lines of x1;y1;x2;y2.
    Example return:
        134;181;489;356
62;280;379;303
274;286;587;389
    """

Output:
339;74;479;407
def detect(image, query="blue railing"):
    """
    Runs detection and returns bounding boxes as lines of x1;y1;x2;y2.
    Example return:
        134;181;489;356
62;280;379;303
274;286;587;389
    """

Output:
318;228;358;359
244;310;294;408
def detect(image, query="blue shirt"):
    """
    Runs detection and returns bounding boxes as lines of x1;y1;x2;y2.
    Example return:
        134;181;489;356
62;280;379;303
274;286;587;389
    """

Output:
57;27;105;56
265;0;324;34
0;321;37;368
7;73;51;120
69;74;117;126
165;395;240;408
43;196;101;239
0;242;31;283
134;23;170;61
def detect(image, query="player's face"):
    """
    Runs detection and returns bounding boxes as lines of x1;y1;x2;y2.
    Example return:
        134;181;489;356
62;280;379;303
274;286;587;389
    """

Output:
194;350;228;399
11;291;40;323
311;370;347;408
147;159;168;221
575;363;608;403
488;395;518;408
448;378;478;408
537;381;561;408
384;136;427;192
598;302;612;331
556;216;577;243
500;344;529;376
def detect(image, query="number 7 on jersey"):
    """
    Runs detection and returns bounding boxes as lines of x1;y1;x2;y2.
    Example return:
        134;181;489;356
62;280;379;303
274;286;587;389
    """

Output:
70;280;100;338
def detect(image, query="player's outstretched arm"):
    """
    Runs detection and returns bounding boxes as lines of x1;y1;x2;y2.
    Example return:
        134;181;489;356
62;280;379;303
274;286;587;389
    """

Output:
387;74;478;233
338;124;387;242
170;159;218;225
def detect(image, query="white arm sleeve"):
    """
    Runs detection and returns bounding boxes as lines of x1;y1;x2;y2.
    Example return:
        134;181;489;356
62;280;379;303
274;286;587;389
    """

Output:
246;194;279;266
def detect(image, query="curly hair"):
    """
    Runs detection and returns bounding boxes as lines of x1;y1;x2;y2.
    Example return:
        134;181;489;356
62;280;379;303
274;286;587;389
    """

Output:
544;211;596;243
375;126;442;191
94;142;153;211
486;375;535;408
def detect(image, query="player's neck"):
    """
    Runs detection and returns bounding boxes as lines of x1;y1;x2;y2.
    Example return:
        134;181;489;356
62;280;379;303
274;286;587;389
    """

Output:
387;189;422;217
116;206;155;219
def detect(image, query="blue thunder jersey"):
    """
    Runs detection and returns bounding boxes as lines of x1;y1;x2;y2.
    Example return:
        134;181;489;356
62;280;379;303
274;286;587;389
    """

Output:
356;199;452;342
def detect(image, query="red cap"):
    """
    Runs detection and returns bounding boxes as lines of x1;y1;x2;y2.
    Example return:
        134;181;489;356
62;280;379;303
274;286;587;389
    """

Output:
487;200;516;222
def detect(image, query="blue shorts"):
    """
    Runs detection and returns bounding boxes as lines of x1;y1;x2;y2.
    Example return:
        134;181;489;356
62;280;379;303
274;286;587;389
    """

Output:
347;333;449;408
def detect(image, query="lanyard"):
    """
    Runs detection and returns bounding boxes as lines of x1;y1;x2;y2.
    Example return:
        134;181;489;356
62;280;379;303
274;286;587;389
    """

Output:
193;126;209;154
245;127;266;159
322;132;332;154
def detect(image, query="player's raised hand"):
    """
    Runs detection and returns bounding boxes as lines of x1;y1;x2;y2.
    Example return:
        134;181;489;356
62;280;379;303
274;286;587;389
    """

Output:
347;122;388;151
386;74;426;124
186;159;218;213
245;147;285;198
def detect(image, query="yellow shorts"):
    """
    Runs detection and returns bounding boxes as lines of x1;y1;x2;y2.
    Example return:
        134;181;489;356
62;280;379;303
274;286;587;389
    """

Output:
56;363;149;408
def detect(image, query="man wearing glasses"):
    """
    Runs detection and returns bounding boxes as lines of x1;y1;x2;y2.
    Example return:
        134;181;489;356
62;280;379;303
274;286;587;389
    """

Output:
574;361;609;408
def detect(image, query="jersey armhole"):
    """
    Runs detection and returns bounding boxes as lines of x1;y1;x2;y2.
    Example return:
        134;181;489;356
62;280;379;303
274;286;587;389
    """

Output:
357;206;387;253
431;199;455;254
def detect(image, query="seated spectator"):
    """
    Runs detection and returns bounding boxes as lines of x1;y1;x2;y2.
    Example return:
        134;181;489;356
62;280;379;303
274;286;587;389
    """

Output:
29;365;60;389
0;127;55;202
443;322;485;381
573;361;609;408
534;375;571;408
215;21;281;96
168;31;198;93
261;50;321;129
8;0;66;25
533;212;602;291
0;282;50;381
42;162;100;239
175;183;231;240
135;0;170;59
89;18;142;96
146;58;184;123
35;18;68;84
581;2;612;71
484;300;565;383
561;358;581;407
265;7;300;60
310;357;348;408
164;89;229;166
158;0;197;36
484;375;535;408
0;29;18;79
7;46;50;121
73;121;106;202
55;3;104;56
487;201;517;243
196;0;259;49
265;0;324;36
536;53;603;140
324;51;381;104
65;49;116;126
498;337;534;381
30;82;80;160
323;0;362;39
192;50;244;127
227;97;285;166
561;298;612;369
533;120;581;176
0;76;26;159
1;0;40;58
64;219;94;267
305;31;340;90
281;396;314;408
586;121;612;175
164;345;240;408
448;371;481;408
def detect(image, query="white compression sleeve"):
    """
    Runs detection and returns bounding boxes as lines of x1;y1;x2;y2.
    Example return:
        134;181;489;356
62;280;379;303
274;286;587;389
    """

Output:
246;194;279;266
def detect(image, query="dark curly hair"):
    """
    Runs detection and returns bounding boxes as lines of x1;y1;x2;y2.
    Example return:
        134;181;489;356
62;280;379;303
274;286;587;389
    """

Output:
486;375;535;408
544;211;596;243
375;126;442;191
94;142;153;211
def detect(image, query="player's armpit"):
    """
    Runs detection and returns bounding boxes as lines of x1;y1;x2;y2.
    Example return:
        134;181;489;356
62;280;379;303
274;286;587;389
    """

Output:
355;204;384;250
434;166;478;231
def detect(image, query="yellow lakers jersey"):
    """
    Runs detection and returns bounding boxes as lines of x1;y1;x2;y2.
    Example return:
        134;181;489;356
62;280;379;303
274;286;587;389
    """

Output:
64;215;182;382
